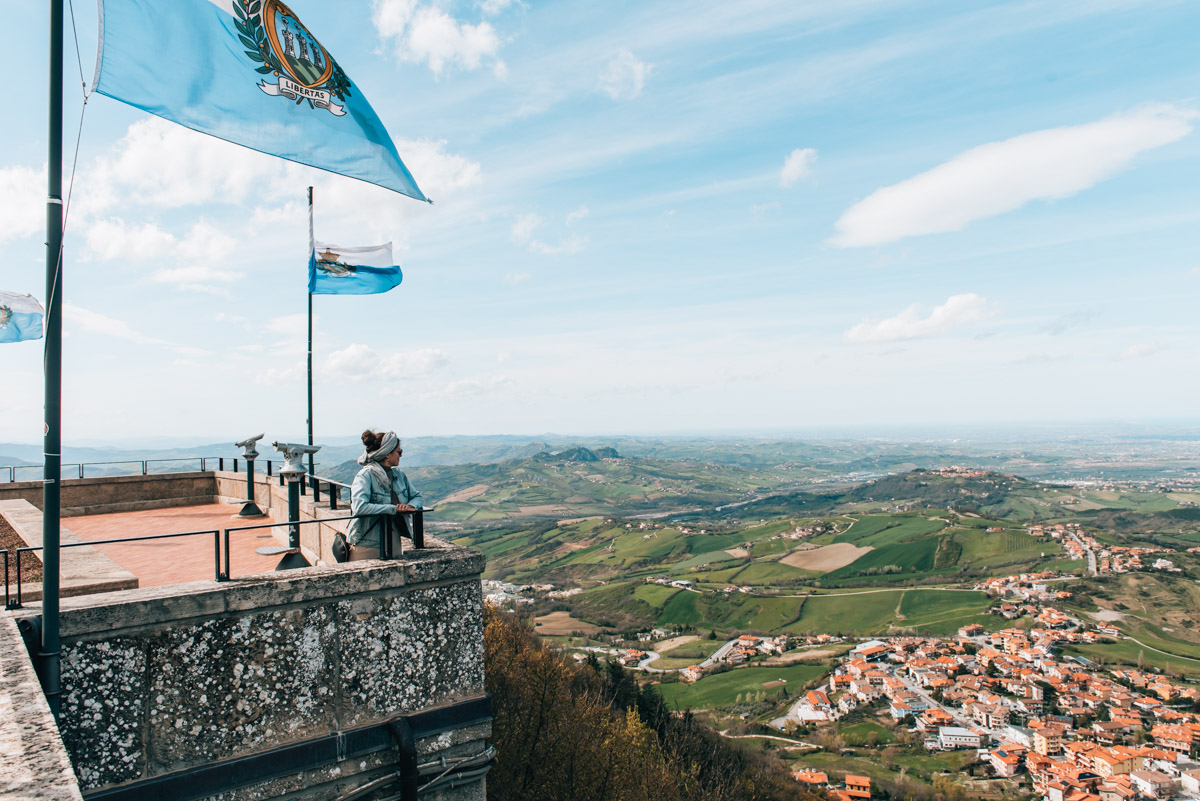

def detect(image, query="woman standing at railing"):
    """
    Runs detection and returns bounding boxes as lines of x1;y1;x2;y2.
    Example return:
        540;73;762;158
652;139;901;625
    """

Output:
347;429;422;561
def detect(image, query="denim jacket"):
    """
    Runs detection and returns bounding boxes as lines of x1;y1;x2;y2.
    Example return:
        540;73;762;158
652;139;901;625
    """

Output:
347;466;422;547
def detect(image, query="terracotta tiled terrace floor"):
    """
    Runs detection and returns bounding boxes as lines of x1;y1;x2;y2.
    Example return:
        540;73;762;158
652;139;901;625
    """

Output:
66;504;286;587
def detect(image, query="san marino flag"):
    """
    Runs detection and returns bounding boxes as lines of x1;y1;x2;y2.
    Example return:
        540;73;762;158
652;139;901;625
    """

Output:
0;292;45;344
93;0;428;201
309;242;402;295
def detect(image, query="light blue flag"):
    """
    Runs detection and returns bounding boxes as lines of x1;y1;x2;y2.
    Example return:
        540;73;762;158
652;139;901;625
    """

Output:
0;292;45;343
309;242;402;295
94;0;428;201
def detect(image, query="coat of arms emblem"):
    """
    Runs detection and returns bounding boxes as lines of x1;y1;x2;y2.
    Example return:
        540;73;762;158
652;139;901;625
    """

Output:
315;248;357;278
0;305;11;330
235;0;352;116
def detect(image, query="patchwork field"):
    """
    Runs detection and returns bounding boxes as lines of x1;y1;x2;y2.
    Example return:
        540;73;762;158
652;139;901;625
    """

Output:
534;610;603;635
787;589;992;636
781;543;871;571
655;662;831;709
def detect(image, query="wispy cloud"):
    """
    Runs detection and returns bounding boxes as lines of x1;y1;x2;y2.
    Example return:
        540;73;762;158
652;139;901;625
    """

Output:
324;343;450;381
845;293;989;343
65;303;207;356
779;148;817;188
510;212;587;255
750;201;781;215
1037;310;1097;336
1114;341;1163;361
566;205;590;224
832;104;1197;247
599;50;652;100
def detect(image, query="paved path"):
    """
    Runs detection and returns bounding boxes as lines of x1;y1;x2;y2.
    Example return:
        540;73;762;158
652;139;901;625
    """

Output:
634;637;740;672
1123;636;1200;664
66;504;283;585
719;731;817;748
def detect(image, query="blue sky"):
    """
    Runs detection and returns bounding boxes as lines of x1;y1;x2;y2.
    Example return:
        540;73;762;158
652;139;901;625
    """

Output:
2;0;1198;443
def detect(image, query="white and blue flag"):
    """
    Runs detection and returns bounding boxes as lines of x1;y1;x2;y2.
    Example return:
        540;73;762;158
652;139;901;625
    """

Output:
0;292;44;344
309;242;402;295
93;0;428;201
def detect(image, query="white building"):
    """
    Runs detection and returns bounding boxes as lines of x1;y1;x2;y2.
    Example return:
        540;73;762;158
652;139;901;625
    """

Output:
938;726;983;751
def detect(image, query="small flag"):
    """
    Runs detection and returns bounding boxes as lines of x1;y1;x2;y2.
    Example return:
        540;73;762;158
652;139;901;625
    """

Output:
0;292;44;343
309;242;402;295
93;0;428;201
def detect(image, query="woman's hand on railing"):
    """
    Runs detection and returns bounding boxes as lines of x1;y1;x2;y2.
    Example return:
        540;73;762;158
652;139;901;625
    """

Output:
396;504;417;512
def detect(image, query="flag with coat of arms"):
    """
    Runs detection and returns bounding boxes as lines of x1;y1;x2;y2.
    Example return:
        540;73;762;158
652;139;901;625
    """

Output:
0;291;45;343
309;242;402;295
93;0;427;201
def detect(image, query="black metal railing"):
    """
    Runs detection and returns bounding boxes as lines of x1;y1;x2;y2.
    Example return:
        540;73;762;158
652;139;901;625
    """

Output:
0;456;276;483
2;509;425;609
0;457;339;483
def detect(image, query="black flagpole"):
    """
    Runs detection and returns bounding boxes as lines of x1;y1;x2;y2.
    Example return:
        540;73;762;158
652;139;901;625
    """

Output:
307;186;315;478
42;0;64;717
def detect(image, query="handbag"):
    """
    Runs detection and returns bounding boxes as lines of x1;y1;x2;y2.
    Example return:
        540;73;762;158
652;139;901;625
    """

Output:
332;531;350;563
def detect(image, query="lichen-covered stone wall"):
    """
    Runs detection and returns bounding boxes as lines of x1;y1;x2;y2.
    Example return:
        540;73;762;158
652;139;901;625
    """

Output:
14;542;488;801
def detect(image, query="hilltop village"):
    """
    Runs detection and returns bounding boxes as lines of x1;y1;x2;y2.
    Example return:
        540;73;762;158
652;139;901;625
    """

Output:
497;511;1200;800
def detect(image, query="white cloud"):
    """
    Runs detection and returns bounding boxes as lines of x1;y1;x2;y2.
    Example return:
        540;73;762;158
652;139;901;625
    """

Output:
84;219;177;262
84;218;243;292
599;50;651;100
511;212;587;255
373;0;504;75
779;148;817;188
324;343;449;382
395;139;483;198
566;205;589;224
845;293;989;343
832;104;1198;247
0;164;46;243
83;118;294;214
1115;341;1162;361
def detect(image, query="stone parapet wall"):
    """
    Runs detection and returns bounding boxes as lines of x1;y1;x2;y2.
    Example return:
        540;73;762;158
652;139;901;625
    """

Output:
0;473;220;517
10;542;489;801
0;615;84;801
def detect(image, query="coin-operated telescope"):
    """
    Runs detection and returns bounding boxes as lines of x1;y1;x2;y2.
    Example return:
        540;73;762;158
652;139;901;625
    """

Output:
273;441;320;479
263;441;322;570
233;433;266;518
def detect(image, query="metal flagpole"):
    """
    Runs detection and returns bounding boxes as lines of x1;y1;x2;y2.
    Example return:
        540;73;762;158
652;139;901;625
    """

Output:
306;186;315;478
42;0;65;717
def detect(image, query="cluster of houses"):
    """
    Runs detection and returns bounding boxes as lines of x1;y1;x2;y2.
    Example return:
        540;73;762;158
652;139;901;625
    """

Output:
771;522;833;541
794;626;1200;800
679;634;800;682
1057;527;1179;575
977;570;1073;602
482;579;542;605
792;770;872;800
